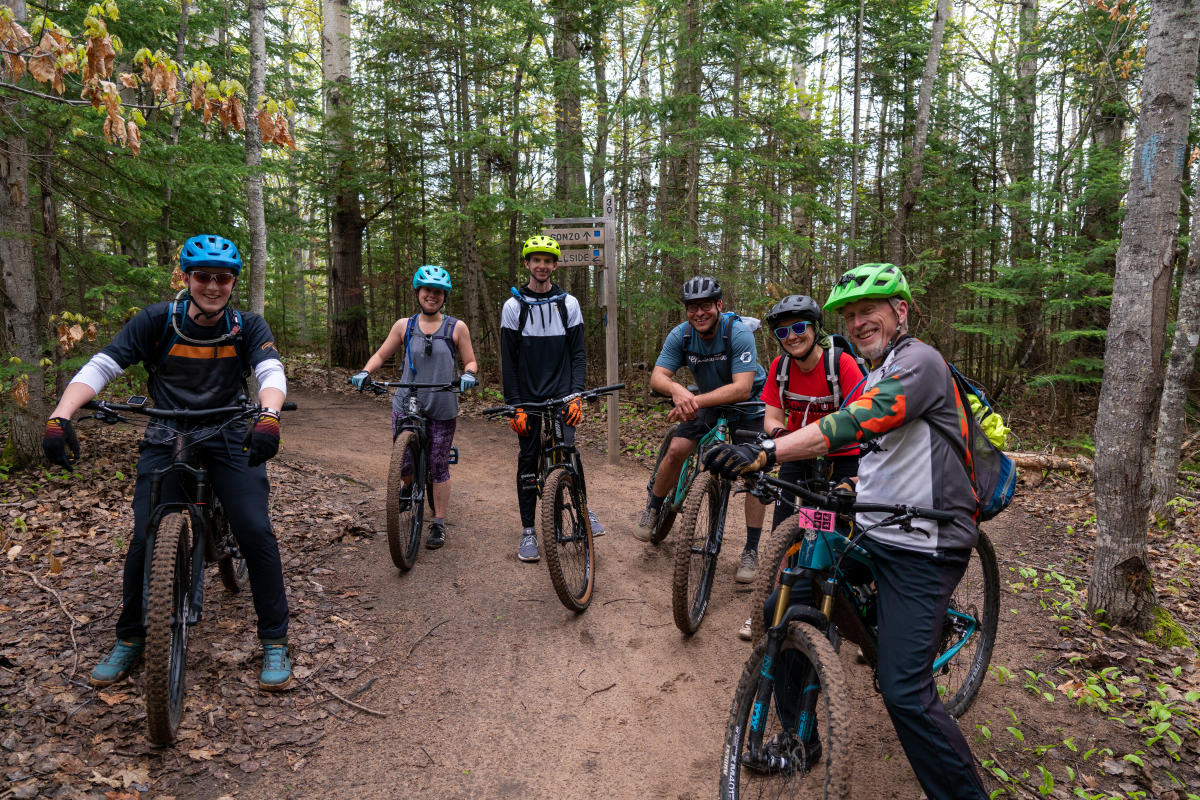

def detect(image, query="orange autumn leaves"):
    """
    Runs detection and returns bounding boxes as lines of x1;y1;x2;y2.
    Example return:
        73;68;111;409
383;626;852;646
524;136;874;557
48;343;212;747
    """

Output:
0;2;294;155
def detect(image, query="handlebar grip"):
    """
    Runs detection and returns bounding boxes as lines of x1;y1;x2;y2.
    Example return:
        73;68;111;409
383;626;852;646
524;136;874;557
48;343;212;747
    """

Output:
81;400;100;410
920;507;956;522
282;402;298;411
590;383;625;394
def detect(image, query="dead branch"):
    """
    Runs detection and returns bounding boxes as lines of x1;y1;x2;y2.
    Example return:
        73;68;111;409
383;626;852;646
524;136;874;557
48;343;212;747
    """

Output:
1007;451;1094;476
407;619;451;658
10;566;79;679
317;680;388;718
582;682;617;703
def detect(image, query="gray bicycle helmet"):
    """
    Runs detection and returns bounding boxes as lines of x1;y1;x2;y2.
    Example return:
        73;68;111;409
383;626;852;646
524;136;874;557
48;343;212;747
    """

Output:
766;295;822;330
681;275;722;303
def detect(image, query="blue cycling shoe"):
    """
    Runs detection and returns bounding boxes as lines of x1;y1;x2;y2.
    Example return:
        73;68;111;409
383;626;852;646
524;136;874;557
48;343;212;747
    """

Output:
89;638;145;687
259;640;294;691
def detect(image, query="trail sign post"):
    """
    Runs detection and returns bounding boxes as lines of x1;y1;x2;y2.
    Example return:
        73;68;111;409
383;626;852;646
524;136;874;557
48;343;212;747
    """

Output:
544;195;620;465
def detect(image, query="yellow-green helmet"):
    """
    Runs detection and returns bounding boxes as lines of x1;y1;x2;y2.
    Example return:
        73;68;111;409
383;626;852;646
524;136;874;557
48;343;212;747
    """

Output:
522;234;561;260
824;262;912;312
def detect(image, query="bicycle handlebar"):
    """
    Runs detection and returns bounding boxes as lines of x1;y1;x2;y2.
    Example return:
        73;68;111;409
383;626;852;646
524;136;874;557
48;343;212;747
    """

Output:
757;471;955;523
360;379;461;397
82;399;297;421
650;390;764;416
481;383;625;417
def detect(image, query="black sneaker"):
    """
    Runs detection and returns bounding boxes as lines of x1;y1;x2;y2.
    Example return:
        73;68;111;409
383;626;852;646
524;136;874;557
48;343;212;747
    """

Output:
742;732;821;775
426;521;446;549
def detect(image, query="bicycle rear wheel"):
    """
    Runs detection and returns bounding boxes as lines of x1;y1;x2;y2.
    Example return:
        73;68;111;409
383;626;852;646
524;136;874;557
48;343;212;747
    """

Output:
145;512;191;746
937;531;1000;717
214;501;247;593
748;514;806;643
387;431;425;571
721;622;852;799
541;467;594;612
648;425;680;544
672;471;723;634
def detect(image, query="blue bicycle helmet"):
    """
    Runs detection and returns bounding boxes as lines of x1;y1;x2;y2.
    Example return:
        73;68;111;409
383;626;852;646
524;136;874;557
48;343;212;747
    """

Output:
180;235;242;274
413;265;452;292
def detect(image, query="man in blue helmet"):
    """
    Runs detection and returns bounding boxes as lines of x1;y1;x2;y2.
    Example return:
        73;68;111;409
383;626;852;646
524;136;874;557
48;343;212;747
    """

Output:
42;235;296;691
349;266;479;549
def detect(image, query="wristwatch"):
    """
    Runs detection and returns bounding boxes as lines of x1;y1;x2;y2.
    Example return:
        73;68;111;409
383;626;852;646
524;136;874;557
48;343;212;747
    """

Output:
759;437;777;469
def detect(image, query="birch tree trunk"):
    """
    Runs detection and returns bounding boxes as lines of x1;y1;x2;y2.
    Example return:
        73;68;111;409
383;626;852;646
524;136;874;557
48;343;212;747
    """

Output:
1091;0;1199;629
245;0;268;315
886;0;951;266
1149;164;1200;525
0;0;46;465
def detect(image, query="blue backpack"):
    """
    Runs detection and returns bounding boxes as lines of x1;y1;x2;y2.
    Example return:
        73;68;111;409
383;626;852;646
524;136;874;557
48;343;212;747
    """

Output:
941;363;1017;522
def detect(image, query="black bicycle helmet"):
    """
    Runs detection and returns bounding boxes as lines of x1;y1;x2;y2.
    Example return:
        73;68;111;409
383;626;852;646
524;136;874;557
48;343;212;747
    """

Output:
681;275;722;303
765;295;822;330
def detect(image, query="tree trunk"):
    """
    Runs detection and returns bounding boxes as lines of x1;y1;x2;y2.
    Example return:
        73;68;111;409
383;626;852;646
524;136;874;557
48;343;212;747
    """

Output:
847;0;864;265
0;0;46;465
1091;0;1199;629
658;0;702;283
245;0;268;315
887;0;951;266
158;0;190;268
1150;165;1200;524
322;0;368;366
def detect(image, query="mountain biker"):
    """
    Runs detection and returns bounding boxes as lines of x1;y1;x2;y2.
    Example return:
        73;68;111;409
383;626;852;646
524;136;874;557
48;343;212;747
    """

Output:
349;265;479;549
635;276;769;584
703;263;988;799
500;235;589;562
735;294;864;640
41;235;296;692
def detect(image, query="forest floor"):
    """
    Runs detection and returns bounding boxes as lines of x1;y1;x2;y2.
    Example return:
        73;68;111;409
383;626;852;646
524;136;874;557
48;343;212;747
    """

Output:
1;368;1198;800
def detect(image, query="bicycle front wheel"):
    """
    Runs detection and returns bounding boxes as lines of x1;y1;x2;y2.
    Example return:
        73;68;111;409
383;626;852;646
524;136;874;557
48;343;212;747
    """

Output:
540;467;594;613
748;514;807;643
145;512;191;746
672;471;723;634
937;531;1000;717
721;623;852;800
648;425;680;544
386;431;425;571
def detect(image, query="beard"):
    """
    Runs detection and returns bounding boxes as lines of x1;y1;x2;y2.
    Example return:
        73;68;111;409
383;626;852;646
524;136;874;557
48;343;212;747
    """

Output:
858;338;888;363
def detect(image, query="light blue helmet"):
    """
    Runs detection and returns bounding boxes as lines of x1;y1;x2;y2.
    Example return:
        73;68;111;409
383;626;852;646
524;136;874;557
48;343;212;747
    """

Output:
180;235;242;274
412;265;452;292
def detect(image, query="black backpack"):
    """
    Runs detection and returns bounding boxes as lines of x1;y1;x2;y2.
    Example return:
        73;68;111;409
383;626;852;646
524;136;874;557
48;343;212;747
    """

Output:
775;333;867;413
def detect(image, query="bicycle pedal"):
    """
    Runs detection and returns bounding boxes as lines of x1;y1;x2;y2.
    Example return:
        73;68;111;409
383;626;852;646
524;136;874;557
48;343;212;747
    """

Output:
447;446;459;465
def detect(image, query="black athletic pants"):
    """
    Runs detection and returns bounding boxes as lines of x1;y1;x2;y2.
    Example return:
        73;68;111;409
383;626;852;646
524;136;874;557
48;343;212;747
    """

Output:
116;431;289;641
515;411;577;529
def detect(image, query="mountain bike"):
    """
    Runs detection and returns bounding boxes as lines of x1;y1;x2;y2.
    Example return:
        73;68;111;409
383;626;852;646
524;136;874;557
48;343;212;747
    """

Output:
646;395;764;635
356;379;460;571
482;383;624;612
81;396;297;746
720;472;999;799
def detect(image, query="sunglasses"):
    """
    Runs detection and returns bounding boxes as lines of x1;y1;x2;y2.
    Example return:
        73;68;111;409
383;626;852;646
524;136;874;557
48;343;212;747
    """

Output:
189;270;236;287
773;320;812;340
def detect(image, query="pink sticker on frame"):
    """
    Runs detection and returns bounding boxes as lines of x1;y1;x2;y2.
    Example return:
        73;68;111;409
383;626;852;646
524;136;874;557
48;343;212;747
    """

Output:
797;507;837;532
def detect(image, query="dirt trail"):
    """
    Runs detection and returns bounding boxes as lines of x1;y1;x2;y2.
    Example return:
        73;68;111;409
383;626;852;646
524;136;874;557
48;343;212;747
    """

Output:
234;386;1005;800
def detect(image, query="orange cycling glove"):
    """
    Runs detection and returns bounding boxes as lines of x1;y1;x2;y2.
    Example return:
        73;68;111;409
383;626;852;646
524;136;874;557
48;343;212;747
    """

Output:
564;397;583;427
509;408;529;436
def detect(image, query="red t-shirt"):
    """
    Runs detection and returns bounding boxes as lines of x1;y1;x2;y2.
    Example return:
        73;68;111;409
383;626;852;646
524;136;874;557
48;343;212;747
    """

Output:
761;351;865;456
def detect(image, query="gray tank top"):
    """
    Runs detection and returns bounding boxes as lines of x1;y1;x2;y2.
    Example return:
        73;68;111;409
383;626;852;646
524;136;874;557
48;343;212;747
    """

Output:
396;314;459;421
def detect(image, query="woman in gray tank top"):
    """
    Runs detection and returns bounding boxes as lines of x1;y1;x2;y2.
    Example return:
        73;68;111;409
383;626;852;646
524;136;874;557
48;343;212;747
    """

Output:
348;266;479;549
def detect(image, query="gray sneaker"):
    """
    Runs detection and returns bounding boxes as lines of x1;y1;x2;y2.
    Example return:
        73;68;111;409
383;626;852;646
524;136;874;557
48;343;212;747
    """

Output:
587;510;605;536
518;529;539;562
633;506;659;542
735;549;758;583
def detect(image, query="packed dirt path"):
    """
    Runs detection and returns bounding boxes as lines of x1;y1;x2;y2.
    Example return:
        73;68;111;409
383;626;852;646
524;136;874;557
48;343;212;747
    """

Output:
232;386;1009;800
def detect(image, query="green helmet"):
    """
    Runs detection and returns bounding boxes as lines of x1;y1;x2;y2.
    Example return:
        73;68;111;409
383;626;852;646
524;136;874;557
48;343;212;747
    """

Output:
823;262;912;312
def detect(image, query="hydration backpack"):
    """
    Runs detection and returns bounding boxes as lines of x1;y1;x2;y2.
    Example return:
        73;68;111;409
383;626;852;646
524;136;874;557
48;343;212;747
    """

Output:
512;288;570;335
403;313;459;375
939;363;1017;522
775;333;868;414
150;296;250;389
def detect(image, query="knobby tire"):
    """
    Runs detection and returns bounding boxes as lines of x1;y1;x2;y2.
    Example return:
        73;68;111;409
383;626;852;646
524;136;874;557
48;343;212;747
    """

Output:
672;471;722;634
145;512;190;746
720;623;852;800
748;514;807;643
541;468;595;613
387;431;424;571
938;531;1000;717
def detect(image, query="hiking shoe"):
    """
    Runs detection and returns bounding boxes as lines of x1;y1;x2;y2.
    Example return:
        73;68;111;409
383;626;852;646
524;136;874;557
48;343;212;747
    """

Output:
587;510;605;536
735;549;758;583
258;640;293;691
742;731;821;775
89;639;145;687
426;521;446;549
633;506;659;542
737;617;753;641
518;529;539;562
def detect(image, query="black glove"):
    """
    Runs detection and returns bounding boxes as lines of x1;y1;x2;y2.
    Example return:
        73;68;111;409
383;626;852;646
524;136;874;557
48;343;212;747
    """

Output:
243;409;281;467
702;442;775;479
42;417;80;470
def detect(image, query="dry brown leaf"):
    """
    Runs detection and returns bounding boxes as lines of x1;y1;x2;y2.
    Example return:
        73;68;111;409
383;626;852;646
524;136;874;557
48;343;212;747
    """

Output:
126;121;141;157
84;34;115;81
97;691;129;706
190;80;204;110
48;553;63;575
119;73;138;89
104;791;138;800
10;375;29;409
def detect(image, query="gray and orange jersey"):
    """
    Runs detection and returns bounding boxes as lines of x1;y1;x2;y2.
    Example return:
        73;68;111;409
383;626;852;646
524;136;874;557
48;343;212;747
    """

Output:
816;336;978;553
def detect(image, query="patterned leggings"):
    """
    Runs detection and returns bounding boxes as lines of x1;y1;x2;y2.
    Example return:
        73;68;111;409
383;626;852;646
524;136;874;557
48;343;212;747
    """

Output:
392;414;457;483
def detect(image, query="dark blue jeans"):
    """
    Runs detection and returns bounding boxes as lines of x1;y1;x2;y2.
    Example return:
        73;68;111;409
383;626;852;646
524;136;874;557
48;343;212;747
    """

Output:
764;537;986;800
116;432;289;641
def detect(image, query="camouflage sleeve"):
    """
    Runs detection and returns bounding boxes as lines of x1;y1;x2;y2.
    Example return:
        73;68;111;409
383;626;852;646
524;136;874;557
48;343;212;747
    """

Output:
815;375;908;451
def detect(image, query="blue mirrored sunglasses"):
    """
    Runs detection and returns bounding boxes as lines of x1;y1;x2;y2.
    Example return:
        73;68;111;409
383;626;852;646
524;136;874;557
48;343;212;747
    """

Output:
773;320;812;340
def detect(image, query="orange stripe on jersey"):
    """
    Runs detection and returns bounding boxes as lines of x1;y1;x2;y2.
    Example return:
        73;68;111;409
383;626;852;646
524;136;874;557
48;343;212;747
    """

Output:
168;343;239;359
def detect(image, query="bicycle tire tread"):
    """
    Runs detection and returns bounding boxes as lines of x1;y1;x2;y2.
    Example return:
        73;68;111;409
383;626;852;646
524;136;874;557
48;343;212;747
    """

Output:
145;512;188;746
672;471;721;634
